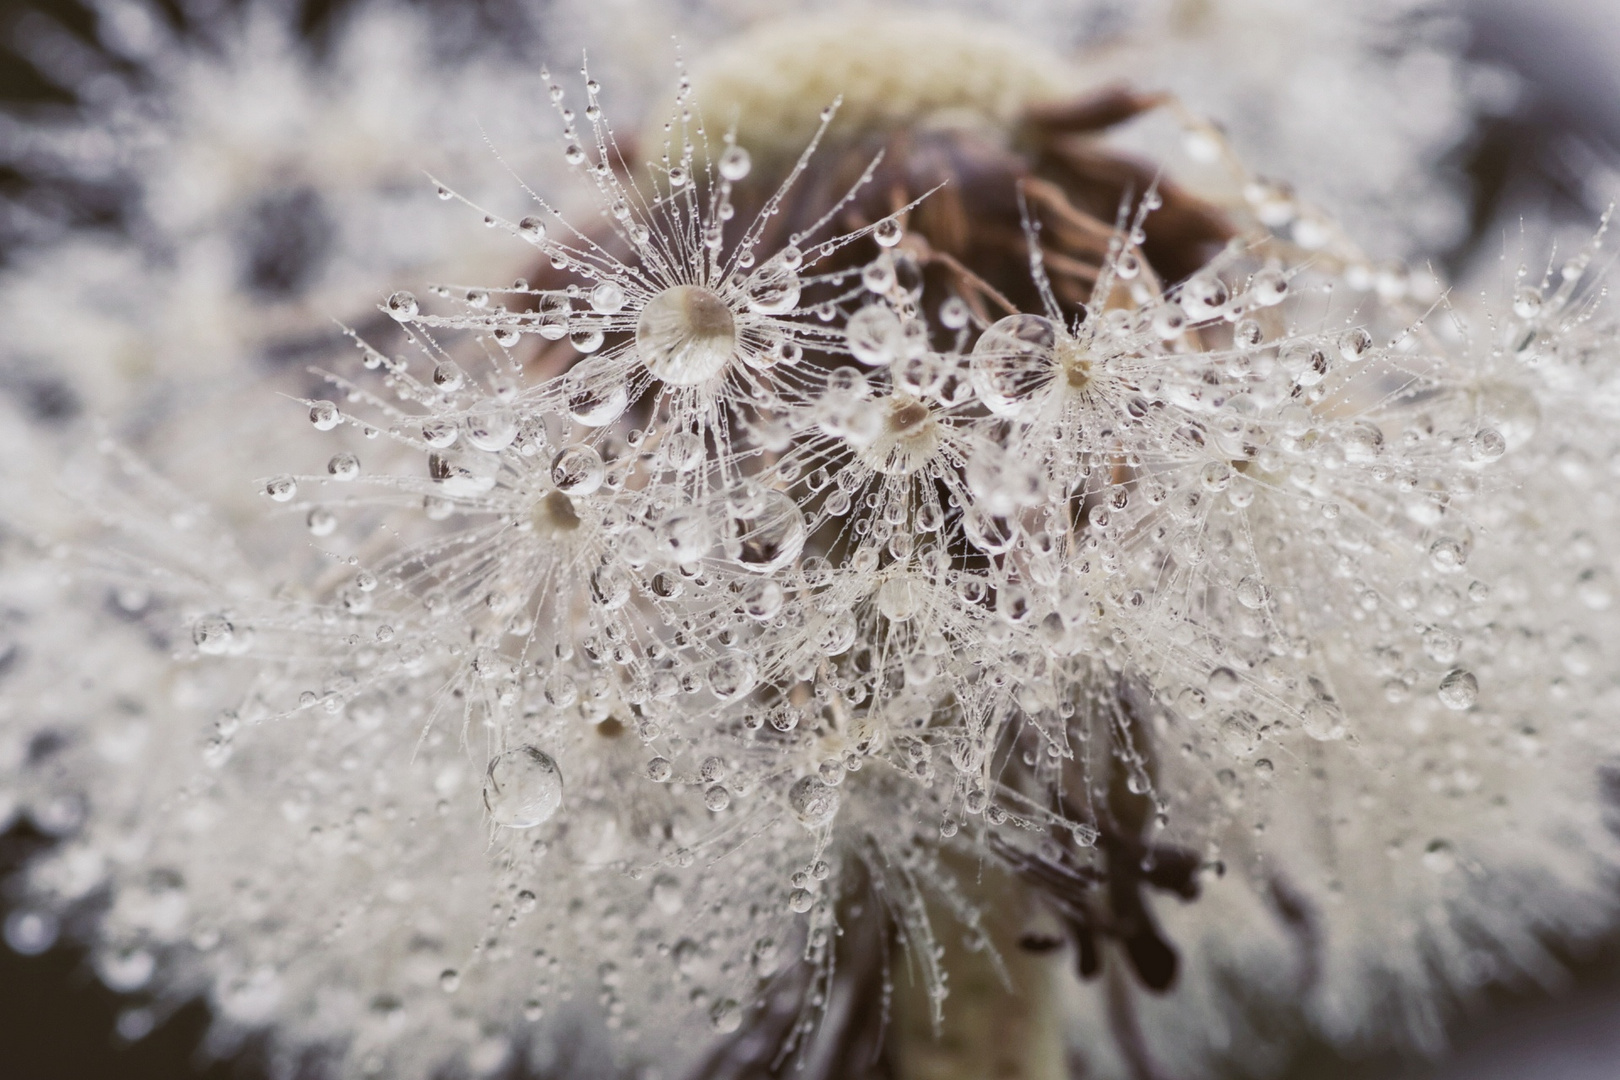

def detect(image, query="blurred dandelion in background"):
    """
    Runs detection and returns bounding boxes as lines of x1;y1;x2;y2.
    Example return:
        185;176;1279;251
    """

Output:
2;2;1620;1080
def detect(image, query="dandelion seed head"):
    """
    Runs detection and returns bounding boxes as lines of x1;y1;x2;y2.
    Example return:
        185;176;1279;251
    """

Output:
5;6;1619;1080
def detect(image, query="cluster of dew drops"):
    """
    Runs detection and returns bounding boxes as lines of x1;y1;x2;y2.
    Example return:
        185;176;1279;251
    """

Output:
206;68;1581;1026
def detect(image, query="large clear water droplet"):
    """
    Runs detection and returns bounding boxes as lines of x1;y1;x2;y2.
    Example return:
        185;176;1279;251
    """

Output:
564;366;629;427
590;281;626;314
637;285;737;385
845;305;903;366
385;291;418;321
309;401;341;430
551;445;605;495
727;491;805;573
746;262;801;315
483;746;563;828
969;314;1059;418
464;406;518;451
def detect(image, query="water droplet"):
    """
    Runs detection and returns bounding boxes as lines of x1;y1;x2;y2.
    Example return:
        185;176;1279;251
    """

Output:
1512;287;1543;320
862;256;896;295
969;314;1059;419
1428;538;1467;574
647;757;673;782
193;616;235;655
428;452;497;496
535;294;571;341
1288;344;1331;386
307;508;336;536
874;575;921;623
845;304;903;366
787;775;839;829
787;888;814;913
704;785;731;812
1207;667;1243;700
1422;629;1461;665
1437;669;1478;710
439;969;461;993
518;216;547;242
1422;839;1456;873
420;419;455;448
1300;699;1346;741
564;371;629;427
637;285;737;385
962;506;1018;554
1152;304;1188;339
265;476;297;501
1220;711;1260;757
1198;459;1231;492
656;431;702;474
309;401;341;431
1235;575;1269;609
464;407;518;452
1338;327;1373;362
709;997;742;1032
327;453;360;481
727;491;805;573
873;218;903;247
433;362;466;392
939;296;970;330
569;327;605;354
719;145;751;181
483;746;564;828
1469;428;1506;462
1249;268;1288;306
649;511;704;564
1031;822;1083;856
590;282;626;314
708;655;756;699
543;671;578;707
1181;273;1231;319
746;263;801;315
551;445;605;495
590;565;630;609
386;292;418;321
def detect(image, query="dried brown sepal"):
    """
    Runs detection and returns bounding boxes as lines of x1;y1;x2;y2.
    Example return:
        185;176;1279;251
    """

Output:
512;83;1235;386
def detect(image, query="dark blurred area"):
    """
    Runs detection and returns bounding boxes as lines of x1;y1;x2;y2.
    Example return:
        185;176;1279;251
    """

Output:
0;820;247;1079
1;0;1618;1077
